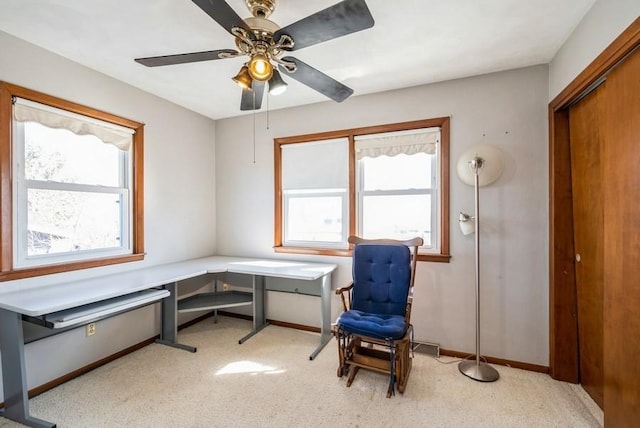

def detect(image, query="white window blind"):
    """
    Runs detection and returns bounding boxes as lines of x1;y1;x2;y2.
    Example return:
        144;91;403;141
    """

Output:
281;138;349;190
13;97;134;151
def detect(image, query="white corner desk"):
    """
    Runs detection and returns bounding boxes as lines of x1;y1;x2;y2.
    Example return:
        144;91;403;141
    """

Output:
0;256;336;428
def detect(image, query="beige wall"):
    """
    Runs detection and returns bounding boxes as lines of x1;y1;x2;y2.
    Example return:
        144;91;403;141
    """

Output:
549;0;640;100
0;30;217;400
216;65;550;366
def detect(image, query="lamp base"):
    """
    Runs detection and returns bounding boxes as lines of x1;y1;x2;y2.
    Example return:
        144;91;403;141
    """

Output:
458;359;500;382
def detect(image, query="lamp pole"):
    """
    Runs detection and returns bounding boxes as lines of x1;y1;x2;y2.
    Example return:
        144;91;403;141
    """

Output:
458;156;500;382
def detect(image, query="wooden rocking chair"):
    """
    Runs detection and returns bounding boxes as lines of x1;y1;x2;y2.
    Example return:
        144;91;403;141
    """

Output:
333;235;422;397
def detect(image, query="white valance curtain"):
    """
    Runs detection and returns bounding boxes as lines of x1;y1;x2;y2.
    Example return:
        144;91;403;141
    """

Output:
355;127;440;160
13;97;134;151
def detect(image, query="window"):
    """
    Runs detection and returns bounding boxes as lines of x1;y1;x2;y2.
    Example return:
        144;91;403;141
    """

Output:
274;118;450;262
0;82;145;280
281;138;349;248
356;129;439;248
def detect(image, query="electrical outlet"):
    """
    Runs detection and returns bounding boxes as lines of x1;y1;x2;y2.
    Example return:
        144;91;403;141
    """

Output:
222;283;229;291
86;322;96;337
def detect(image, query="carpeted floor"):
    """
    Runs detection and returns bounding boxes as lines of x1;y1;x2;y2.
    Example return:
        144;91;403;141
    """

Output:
1;316;603;427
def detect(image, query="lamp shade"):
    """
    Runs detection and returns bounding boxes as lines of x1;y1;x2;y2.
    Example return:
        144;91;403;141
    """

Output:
232;65;253;89
268;69;287;95
459;212;475;235
457;144;504;187
248;54;273;81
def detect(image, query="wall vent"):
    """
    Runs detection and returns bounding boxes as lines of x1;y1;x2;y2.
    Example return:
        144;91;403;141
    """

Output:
413;341;440;357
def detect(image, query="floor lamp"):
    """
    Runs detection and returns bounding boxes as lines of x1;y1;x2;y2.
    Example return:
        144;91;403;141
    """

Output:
456;144;504;382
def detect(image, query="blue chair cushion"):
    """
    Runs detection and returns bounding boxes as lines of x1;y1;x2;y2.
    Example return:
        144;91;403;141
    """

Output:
351;244;411;317
337;309;408;340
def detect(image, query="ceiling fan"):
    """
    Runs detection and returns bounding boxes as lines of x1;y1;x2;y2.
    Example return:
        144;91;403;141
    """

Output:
135;0;375;111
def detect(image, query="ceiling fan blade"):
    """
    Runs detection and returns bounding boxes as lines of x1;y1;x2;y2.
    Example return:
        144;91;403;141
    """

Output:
240;80;266;111
274;0;374;52
279;56;353;102
135;49;238;67
191;0;253;37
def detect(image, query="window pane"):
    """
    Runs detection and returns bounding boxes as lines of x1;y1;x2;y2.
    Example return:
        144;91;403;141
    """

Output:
362;153;432;191
24;122;122;186
27;189;122;256
286;196;343;243
361;194;431;245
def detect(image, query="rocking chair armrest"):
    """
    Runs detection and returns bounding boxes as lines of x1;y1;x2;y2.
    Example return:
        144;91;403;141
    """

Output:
335;282;354;311
405;286;414;322
335;282;354;295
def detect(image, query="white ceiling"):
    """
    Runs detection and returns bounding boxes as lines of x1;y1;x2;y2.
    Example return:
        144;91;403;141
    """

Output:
0;0;595;120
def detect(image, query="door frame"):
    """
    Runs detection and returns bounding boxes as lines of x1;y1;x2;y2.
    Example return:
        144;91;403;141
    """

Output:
548;18;640;382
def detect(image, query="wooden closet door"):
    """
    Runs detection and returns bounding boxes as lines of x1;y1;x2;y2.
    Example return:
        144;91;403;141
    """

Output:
602;46;640;426
568;86;605;409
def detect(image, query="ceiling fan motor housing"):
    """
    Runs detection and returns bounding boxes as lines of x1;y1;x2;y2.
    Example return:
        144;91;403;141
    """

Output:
246;0;275;19
244;17;279;38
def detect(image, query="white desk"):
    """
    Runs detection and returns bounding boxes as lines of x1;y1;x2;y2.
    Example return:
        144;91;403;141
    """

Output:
0;256;336;428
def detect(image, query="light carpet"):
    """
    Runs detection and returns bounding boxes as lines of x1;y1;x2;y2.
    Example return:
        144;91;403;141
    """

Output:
1;316;603;427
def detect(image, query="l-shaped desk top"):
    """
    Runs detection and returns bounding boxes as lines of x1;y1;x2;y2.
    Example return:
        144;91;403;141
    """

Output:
0;256;337;316
0;255;338;428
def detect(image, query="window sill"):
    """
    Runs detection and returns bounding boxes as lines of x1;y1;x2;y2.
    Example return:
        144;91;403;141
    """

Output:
274;246;451;263
274;246;352;257
416;253;451;263
0;253;145;282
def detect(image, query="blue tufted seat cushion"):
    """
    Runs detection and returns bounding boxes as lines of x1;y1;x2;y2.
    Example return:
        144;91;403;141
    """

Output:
337;310;408;340
337;243;411;340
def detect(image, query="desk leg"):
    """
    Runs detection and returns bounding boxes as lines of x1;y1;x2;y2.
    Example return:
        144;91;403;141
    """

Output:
155;282;196;353
309;273;333;360
238;275;268;344
0;309;55;428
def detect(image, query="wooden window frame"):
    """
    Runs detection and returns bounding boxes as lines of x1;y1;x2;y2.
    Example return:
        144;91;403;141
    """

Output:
0;82;145;281
274;117;451;263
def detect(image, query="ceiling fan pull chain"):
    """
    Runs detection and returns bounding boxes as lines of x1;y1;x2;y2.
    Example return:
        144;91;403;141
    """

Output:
266;91;270;130
253;90;257;164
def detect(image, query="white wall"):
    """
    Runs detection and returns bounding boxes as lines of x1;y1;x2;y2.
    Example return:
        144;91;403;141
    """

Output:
549;0;640;100
216;65;550;366
0;30;217;400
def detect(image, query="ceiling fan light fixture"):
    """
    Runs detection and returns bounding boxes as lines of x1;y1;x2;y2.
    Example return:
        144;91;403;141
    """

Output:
248;54;273;81
232;65;253;89
268;69;287;95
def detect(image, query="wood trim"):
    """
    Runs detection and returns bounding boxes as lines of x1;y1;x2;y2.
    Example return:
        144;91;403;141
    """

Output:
0;253;145;282
1;82;143;129
218;313;546;372
273;137;283;247
439;117;451;258
24;337;156;401
273;116;451;263
273;245;451;262
273;246;352;257
439;348;549;374
133;125;145;254
0;312;215;407
0;81;145;282
416;253;451;263
548;18;640;382
0;312;549;409
348;134;356;238
217;311;322;333
273;117;451;145
550;19;640;110
548;106;579;382
267;319;321;334
0;84;13;273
